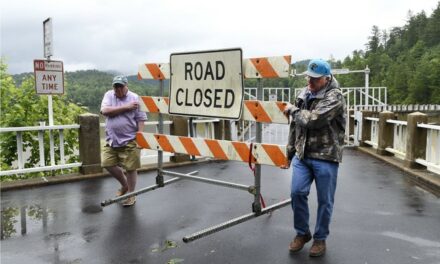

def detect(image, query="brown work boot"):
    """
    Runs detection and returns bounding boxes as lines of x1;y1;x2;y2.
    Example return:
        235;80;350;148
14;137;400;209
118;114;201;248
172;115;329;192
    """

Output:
309;240;326;257
289;233;312;252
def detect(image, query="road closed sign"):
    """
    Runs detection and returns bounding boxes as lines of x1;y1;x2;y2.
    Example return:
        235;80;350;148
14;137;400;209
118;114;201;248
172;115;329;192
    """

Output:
169;48;243;119
34;59;64;95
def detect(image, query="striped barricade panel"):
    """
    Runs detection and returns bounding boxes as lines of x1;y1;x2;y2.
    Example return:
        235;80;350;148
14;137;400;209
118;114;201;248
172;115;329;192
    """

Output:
138;55;292;80
138;96;290;124
243;56;291;79
138;63;170;80
242;100;289;124
136;132;287;167
139;96;170;113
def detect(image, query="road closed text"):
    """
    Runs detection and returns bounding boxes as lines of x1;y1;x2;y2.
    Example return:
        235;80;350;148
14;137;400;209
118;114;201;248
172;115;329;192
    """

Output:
169;49;243;119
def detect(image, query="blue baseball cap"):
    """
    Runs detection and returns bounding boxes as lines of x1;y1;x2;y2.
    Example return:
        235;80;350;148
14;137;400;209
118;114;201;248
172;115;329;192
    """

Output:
305;59;331;78
112;75;128;86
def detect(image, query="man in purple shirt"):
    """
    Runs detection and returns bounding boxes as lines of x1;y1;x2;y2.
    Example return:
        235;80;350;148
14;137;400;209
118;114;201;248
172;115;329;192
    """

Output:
101;75;147;207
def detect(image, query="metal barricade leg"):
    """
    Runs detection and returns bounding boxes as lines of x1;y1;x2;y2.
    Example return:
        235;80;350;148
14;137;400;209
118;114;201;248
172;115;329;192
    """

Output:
183;199;291;243
101;171;198;207
157;79;165;187
252;78;263;214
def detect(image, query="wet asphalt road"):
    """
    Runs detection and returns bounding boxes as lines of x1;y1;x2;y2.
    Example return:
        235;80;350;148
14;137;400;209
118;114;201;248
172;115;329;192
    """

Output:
1;148;440;264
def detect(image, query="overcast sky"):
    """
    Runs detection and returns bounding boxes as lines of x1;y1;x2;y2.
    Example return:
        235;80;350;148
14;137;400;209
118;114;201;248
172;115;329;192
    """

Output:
1;0;438;74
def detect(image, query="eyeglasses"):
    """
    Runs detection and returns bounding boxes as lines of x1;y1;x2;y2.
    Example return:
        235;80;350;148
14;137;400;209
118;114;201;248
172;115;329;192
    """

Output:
113;83;125;89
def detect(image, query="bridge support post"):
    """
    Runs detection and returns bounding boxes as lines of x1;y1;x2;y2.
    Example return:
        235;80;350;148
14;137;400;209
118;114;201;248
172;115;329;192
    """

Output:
377;111;395;155
170;116;191;163
78;113;102;174
360;111;374;147
404;112;427;169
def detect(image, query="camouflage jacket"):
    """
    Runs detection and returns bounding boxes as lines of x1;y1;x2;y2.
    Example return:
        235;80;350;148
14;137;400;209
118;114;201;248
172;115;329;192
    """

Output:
287;77;346;163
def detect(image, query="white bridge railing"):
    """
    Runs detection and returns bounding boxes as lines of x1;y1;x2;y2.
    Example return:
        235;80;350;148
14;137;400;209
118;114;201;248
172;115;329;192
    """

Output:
416;124;440;174
362;116;440;175
0;125;82;177
385;120;408;160
364;117;379;148
0;118;220;177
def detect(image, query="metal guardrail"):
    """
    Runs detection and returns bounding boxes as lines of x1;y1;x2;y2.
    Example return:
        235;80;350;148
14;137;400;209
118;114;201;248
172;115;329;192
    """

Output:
0;124;81;177
295;87;388;110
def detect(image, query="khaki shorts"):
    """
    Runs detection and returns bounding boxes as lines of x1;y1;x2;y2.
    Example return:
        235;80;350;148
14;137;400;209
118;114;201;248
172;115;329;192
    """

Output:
101;140;141;171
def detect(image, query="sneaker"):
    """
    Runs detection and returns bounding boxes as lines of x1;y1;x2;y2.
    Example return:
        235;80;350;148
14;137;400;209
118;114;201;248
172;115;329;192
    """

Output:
122;196;136;207
289;232;312;252
116;187;128;197
309;240;326;257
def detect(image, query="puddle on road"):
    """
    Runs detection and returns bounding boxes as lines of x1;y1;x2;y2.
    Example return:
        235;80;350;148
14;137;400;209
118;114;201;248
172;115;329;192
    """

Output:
1;204;52;240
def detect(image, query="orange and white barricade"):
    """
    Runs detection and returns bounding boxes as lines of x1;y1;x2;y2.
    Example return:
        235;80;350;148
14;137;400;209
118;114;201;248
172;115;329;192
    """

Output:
102;53;293;243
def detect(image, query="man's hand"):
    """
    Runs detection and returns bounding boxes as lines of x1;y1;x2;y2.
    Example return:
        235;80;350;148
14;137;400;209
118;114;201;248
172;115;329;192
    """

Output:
125;101;139;111
280;161;291;169
283;105;299;118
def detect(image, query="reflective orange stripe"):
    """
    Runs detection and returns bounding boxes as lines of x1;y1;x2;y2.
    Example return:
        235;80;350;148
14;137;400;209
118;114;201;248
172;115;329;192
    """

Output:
136;132;150;149
284;55;292;64
205;139;228;160
155;134;175;152
262;144;287;167
276;101;288;113
179;137;201;156
137;73;142;80
146;64;164;80
141;97;159;113
250;58;278;78
244;101;272;123
232;142;254;163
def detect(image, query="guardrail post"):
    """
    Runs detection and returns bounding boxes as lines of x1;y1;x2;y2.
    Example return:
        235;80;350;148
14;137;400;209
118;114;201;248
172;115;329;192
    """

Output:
170;116;191;162
360;110;374;147
405;112;428;169
78;113;102;174
377;111;395;155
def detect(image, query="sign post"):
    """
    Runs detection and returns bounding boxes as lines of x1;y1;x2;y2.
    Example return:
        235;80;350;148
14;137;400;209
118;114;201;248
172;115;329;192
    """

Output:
42;18;56;126
169;48;244;119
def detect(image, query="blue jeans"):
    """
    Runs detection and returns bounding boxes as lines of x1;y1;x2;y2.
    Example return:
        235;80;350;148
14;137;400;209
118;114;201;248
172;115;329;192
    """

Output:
291;155;338;240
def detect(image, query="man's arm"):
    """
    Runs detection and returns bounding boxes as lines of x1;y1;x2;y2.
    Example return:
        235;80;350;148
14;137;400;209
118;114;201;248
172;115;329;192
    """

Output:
294;89;344;129
101;101;139;117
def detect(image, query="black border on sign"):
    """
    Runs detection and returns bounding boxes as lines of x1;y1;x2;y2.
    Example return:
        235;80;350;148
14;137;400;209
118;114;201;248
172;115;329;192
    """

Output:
33;59;65;95
168;48;244;120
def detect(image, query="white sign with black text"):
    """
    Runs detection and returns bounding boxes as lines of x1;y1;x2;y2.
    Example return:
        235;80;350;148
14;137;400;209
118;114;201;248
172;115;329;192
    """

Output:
34;59;64;95
169;48;244;119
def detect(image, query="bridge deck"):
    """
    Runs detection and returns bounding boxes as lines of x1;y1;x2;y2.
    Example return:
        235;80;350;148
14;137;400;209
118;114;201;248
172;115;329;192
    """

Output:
1;149;439;264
